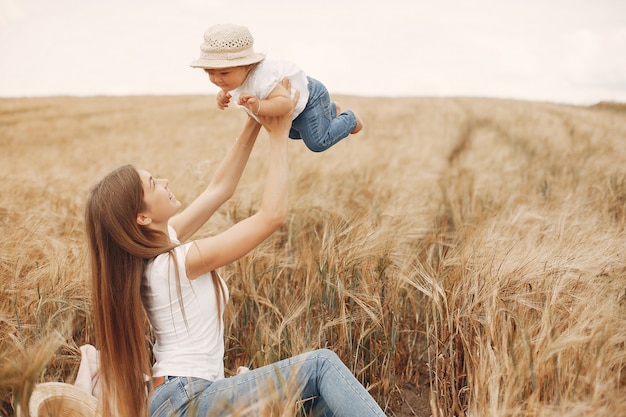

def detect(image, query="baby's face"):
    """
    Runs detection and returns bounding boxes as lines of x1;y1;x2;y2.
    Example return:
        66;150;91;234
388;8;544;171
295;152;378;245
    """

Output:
205;66;251;91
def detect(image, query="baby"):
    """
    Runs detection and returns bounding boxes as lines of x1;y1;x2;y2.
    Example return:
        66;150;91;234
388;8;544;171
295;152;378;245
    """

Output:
191;24;363;153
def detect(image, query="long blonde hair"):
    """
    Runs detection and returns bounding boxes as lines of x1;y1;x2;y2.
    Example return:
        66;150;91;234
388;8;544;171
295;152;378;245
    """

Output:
85;165;176;417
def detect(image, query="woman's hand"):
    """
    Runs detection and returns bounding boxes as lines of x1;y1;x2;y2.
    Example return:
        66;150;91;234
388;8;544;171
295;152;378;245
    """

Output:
256;79;299;135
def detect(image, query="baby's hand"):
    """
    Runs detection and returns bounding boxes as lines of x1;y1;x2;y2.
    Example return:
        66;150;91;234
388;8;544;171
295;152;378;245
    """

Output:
239;94;261;115
217;90;231;110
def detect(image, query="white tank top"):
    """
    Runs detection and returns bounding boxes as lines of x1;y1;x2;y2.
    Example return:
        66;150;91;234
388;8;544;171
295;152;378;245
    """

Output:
144;226;229;381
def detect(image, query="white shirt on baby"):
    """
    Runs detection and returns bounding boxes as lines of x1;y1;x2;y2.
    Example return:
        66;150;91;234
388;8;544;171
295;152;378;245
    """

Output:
230;59;310;122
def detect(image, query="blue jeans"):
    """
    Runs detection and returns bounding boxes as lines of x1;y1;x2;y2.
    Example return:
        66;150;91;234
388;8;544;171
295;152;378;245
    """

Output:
289;78;358;153
149;349;386;417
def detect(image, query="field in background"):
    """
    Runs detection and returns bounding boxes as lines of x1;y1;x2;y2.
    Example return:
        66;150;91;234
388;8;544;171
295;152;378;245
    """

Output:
1;95;625;416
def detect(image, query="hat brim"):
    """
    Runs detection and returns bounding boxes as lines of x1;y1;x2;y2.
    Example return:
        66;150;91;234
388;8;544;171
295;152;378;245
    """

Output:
190;53;265;69
17;382;101;417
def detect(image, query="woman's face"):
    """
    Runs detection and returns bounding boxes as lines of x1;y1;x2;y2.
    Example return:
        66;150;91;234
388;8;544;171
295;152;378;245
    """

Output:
137;169;182;227
205;65;252;91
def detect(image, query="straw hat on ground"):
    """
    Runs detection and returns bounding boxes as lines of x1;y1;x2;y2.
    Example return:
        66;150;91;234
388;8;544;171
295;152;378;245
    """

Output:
190;24;266;69
17;382;101;417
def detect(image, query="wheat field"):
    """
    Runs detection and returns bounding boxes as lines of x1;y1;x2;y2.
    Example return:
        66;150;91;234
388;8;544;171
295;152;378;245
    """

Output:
1;95;625;416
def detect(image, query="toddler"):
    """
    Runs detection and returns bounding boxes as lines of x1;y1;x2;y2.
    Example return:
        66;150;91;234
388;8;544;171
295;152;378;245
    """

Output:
191;24;363;152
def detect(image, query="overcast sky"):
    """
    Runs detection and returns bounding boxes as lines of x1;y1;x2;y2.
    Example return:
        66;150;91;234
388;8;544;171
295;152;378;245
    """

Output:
1;0;625;104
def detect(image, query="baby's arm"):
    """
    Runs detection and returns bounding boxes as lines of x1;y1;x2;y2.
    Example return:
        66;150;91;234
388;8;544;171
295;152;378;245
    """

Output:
239;83;291;117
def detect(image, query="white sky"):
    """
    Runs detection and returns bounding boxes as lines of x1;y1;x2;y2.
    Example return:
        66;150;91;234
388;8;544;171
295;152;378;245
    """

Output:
1;0;625;104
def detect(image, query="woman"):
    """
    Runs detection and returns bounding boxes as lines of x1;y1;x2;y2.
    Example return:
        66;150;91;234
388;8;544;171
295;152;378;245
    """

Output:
85;80;385;417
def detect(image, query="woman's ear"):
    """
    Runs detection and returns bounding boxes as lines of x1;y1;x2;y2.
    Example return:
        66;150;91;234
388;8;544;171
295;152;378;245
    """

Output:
137;213;152;226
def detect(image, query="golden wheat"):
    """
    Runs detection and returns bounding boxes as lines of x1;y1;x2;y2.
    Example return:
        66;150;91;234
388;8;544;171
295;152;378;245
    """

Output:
1;95;625;416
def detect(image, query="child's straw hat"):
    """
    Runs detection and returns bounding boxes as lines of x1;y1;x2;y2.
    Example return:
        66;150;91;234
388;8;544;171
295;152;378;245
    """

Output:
16;382;101;417
190;24;266;69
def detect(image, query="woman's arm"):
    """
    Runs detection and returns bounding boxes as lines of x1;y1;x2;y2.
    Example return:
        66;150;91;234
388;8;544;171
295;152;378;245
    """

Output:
185;81;297;279
169;116;262;242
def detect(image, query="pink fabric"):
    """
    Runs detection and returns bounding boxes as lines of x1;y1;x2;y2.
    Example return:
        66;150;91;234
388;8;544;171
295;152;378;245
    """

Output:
74;344;101;400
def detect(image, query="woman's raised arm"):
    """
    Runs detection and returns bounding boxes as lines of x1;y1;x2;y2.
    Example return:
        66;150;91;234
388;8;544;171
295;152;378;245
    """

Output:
185;80;297;279
170;115;262;242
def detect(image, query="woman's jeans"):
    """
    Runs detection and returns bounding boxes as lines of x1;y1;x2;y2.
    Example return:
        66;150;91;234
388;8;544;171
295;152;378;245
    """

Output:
289;77;358;153
149;349;386;417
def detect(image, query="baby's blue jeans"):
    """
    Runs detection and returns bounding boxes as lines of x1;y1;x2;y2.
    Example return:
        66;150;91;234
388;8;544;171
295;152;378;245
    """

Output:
289;78;358;152
149;348;386;417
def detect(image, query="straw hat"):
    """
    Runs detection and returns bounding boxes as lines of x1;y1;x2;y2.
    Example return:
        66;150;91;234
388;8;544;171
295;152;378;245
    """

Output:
17;382;101;417
190;24;266;69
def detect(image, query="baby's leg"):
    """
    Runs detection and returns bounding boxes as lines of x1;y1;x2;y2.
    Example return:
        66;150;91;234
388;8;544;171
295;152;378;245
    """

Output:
294;77;360;152
335;102;363;134
294;104;357;152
